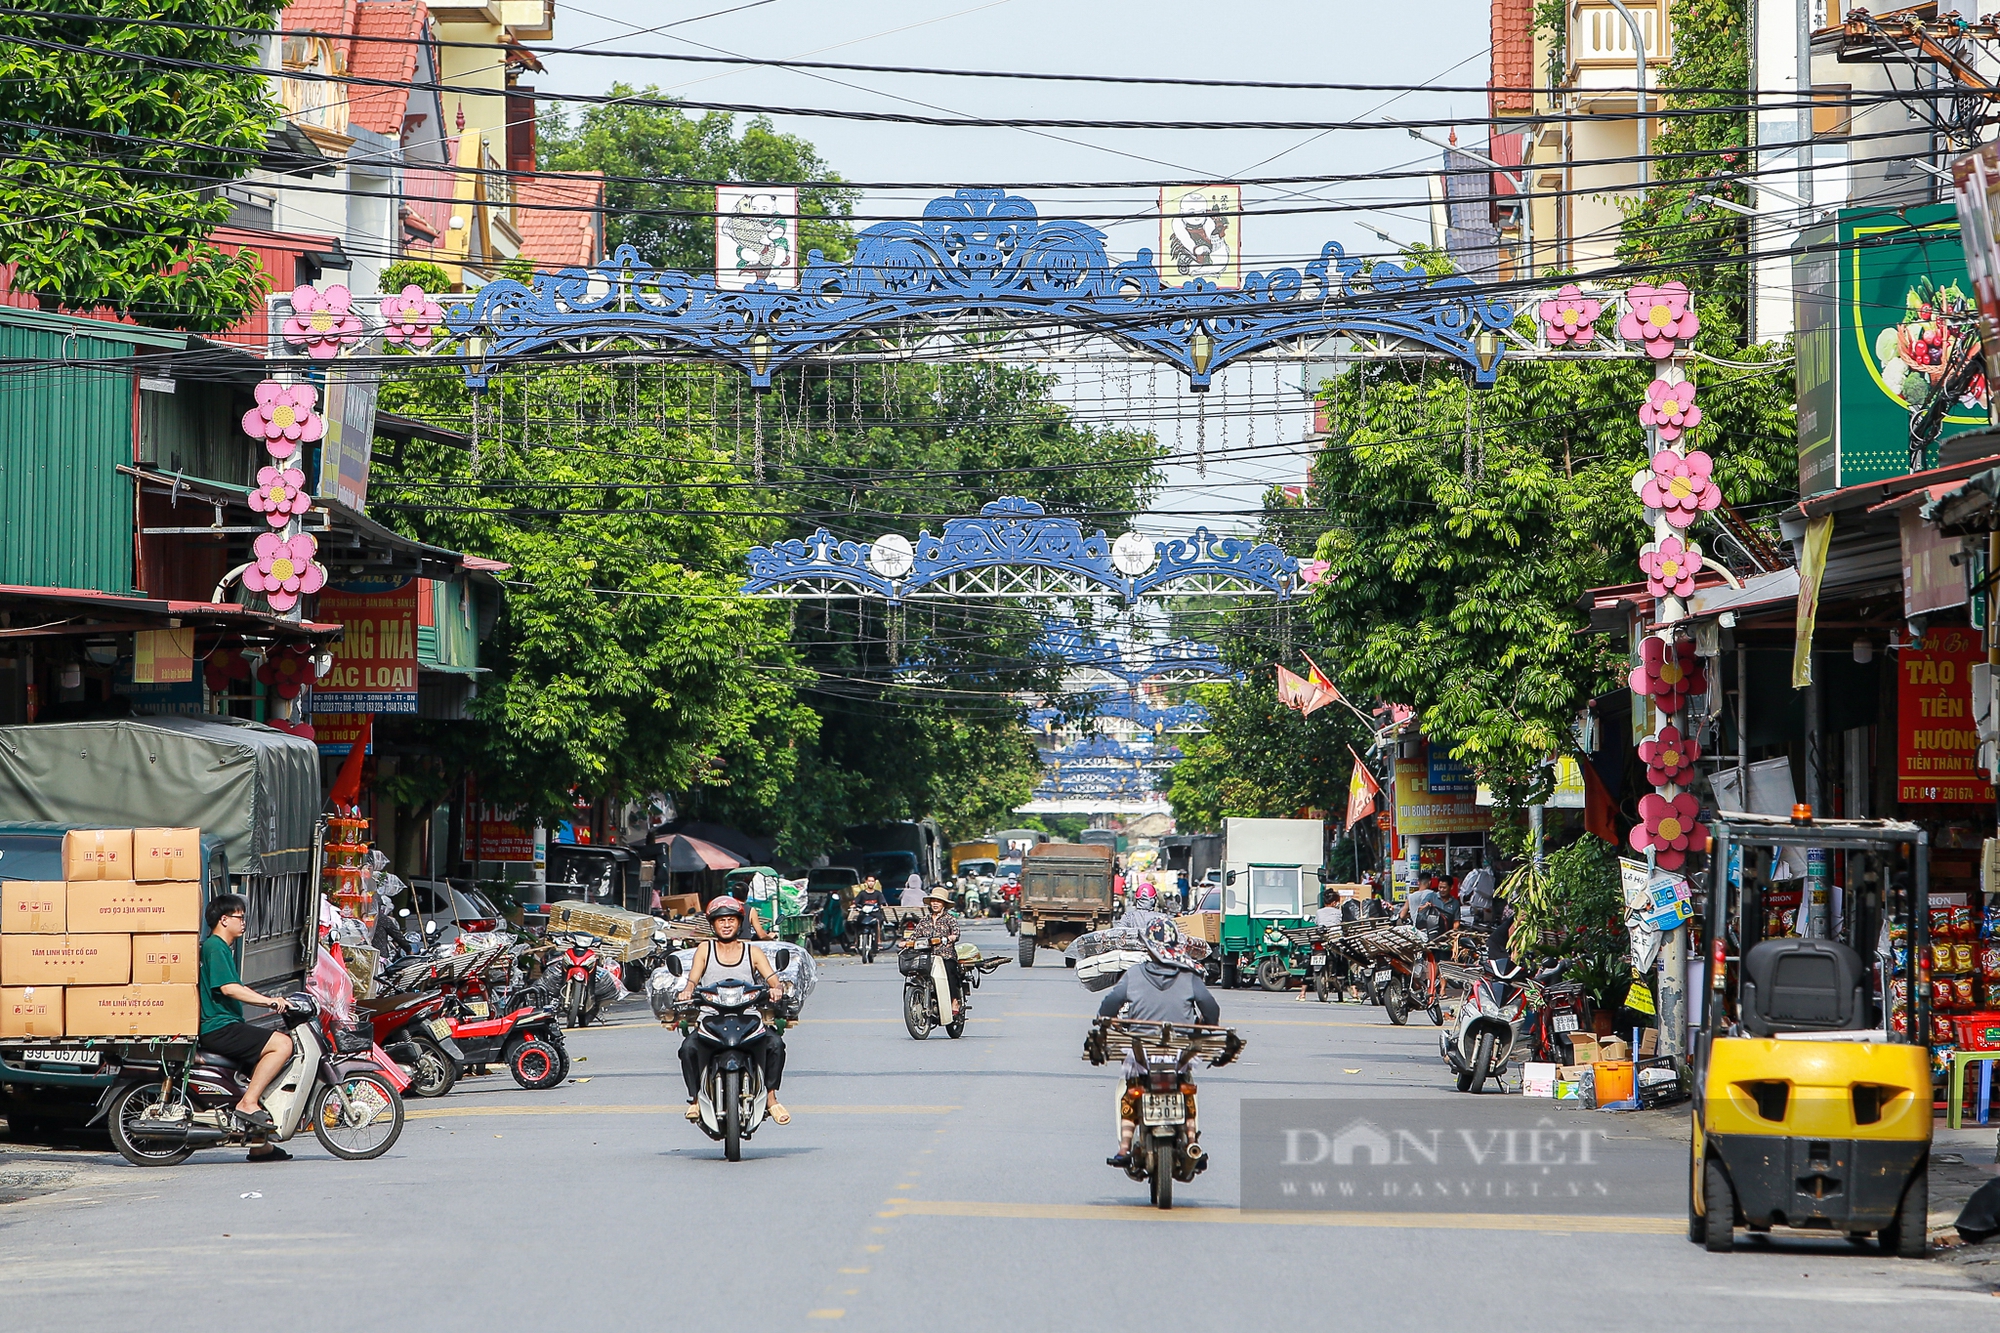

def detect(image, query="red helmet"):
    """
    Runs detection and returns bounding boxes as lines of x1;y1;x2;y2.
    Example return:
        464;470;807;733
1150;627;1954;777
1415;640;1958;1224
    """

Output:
705;896;746;923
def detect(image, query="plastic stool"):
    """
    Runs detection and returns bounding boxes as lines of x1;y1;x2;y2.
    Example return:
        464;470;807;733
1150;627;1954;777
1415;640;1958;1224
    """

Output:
1946;1050;1999;1129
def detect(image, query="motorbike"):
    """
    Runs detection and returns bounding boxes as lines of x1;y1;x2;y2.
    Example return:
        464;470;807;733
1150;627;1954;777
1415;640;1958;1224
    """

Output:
663;951;794;1162
1441;958;1563;1093
435;942;571;1090
1308;936;1337;1002
1523;967;1595;1064
900;944;1008;1039
1084;1018;1243;1210
1001;881;1021;936
102;994;406;1166
554;932;611;1029
854;902;884;964
363;986;464;1098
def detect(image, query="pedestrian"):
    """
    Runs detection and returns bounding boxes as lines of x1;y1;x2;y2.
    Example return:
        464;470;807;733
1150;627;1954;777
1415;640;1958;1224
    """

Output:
1461;857;1496;928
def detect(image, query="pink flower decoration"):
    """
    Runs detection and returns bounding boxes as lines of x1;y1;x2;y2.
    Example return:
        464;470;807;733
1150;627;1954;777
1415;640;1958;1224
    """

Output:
1636;448;1723;529
1637;535;1704;598
281;283;363;359
1618;281;1700;358
380;285;444;347
1298;560;1330;586
1629;791;1706;869
244;531;327;612
1638;378;1702;441
1638;724;1700;787
249;465;312;528
1537;283;1602;346
242;380;325;459
1629;636;1707;709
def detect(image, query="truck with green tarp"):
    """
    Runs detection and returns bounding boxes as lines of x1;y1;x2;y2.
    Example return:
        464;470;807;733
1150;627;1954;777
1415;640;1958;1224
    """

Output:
0;717;323;1132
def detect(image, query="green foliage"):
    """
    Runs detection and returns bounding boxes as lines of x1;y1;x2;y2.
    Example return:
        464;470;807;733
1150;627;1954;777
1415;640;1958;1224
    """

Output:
538;90;857;271
1504;838;1630;1010
0;1;281;329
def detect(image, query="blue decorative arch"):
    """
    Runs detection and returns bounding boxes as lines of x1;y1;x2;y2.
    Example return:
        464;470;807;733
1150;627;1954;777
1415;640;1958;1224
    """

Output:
443;189;1515;390
1034;619;1230;682
1027;695;1210;734
743;497;1299;601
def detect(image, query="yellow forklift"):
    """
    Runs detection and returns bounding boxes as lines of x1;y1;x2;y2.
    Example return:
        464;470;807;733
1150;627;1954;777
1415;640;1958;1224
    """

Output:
1690;812;1933;1255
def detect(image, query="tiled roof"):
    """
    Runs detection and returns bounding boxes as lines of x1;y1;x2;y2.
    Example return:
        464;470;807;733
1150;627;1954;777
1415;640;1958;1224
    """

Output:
282;0;353;35
349;2;428;135
1491;0;1534;114
513;172;606;269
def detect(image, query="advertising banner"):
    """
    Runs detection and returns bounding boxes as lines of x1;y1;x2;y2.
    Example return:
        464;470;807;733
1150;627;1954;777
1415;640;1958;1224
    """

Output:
716;185;799;290
132;628;194;684
470;804;535;862
1393;742;1489;836
319;366;378;513
311;578;419;714
1159;184;1241;289
1896;625;1986;803
1795;203;1988;496
313;713;374;757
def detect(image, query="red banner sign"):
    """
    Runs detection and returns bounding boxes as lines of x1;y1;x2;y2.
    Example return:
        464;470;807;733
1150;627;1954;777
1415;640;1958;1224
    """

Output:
312;579;419;714
1896;626;1987;803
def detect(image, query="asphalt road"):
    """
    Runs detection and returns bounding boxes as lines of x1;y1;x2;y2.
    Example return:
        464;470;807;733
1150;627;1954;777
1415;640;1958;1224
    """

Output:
2;917;1997;1332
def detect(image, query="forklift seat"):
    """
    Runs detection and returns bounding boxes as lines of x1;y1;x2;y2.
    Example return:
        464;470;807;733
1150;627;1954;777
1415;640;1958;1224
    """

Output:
1739;937;1868;1036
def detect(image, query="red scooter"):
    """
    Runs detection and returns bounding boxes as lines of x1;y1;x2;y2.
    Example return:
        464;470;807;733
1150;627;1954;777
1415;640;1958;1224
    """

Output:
361;987;465;1098
554;932;609;1029
436;946;570;1089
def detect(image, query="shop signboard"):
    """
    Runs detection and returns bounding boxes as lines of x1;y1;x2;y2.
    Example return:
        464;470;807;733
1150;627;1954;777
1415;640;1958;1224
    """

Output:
318;366;378;513
1427;749;1475;794
1394;742;1490;836
314;713;373;756
470;804;535;862
1794;203;1989;496
311;577;418;714
1896;625;1986;803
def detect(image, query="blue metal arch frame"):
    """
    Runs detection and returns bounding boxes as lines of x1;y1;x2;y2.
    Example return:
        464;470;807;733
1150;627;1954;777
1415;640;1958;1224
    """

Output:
1039;734;1181;767
1034;619;1230;682
1027;696;1210;733
443;189;1514;390
743;498;1298;601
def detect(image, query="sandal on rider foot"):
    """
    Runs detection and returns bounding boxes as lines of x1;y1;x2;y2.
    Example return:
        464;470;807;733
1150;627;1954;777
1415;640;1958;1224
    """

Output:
234;1107;276;1131
1106;1152;1130;1168
684;1102;701;1122
767;1102;790;1125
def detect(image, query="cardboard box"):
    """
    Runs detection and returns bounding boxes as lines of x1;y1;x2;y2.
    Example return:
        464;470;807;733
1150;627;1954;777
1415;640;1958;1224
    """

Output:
1;881;66;933
1522;1061;1557;1097
0;986;61;1038
62;828;133;881
66;881;201;934
1637;1027;1659;1057
658;894;700;918
129;934;199;985
0;934;130;986
1565;1033;1601;1065
1176;911;1222;944
131;828;200;882
1599;1036;1632;1063
65;984;198;1038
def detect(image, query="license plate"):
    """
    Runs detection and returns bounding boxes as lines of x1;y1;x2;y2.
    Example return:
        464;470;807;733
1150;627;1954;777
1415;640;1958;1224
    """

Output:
1309;955;1325;968
427;1019;455;1040
1374;969;1392;985
1141;1093;1186;1126
1553;1013;1580;1033
464;1002;490;1018
22;1048;99;1069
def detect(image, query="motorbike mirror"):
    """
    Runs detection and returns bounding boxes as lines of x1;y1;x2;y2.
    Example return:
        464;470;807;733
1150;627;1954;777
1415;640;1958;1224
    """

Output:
663;952;684;977
425;920;440;936
772;947;792;971
652;930;668;946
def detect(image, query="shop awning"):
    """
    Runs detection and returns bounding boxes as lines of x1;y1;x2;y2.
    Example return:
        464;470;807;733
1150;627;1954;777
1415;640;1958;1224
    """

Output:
657;833;742;873
0;584;340;639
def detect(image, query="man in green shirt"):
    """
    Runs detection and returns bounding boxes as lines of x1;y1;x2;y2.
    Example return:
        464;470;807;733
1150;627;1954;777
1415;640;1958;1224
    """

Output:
200;894;293;1154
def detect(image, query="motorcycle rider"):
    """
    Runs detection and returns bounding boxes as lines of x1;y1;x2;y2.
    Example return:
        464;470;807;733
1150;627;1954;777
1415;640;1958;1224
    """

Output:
852;876;887;952
901;889;964;1021
676;898;790;1125
1095;918;1219;1169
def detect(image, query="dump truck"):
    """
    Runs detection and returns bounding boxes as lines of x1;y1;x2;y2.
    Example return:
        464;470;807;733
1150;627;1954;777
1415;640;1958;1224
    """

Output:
1017;841;1115;968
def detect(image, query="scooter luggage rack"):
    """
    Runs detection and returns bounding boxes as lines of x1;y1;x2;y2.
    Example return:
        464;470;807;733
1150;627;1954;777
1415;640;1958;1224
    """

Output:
1091;1018;1245;1068
1280;924;1338;948
1329;922;1427;961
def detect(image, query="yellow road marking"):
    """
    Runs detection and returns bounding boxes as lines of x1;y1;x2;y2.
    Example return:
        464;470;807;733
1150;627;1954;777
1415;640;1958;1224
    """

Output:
838;1267;869;1274
407;1103;958;1120
873;1200;1682;1235
807;1309;845;1319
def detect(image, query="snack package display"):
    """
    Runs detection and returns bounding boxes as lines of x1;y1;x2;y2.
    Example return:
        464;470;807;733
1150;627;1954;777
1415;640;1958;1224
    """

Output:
1934;1014;1959;1044
1953;976;1977;1008
1933;979;1957;1009
1955;942;1977;973
1890;976;1911;1007
1935;942;1958;971
1950;905;1976;939
1983;906;2000;940
1980;944;2000;979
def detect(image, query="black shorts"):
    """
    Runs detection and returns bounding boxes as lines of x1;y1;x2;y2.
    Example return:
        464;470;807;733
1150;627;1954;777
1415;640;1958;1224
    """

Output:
199;1021;285;1064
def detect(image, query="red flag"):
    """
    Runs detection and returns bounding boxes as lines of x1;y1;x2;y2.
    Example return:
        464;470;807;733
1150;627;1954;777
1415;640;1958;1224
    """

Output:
1345;752;1382;828
1275;664;1318;713
328;714;373;813
1581;753;1619;847
1301;653;1338;696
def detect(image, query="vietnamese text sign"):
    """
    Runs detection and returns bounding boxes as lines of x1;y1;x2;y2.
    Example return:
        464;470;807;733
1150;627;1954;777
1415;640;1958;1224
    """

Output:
311;578;418;714
1897;626;1986;803
319;366;378;513
132;628;193;684
470;803;535;861
1394;743;1490;835
313;713;373;756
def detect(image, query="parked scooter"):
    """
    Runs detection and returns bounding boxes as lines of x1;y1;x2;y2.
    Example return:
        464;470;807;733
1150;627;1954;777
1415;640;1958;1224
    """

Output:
102;994;405;1166
554;932;612;1029
364;986;464;1098
1441;957;1564;1093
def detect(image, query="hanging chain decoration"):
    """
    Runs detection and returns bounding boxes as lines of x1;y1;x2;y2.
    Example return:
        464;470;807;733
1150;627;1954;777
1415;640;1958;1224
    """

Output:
753;392;766;482
1196;394;1207;476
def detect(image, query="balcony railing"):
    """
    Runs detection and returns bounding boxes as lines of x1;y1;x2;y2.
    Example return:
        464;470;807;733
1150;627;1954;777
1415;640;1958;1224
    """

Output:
1569;0;1671;85
484;146;514;230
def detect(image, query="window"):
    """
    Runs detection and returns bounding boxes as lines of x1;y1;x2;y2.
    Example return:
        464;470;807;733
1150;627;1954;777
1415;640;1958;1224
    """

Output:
1250;866;1302;919
1813;85;1852;139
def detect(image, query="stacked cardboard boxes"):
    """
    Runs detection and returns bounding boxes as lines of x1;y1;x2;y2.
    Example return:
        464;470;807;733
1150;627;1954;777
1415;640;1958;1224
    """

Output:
0;829;201;1039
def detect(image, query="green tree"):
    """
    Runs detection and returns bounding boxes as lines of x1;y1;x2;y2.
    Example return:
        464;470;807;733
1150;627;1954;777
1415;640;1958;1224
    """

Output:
0;1;280;328
538;91;857;271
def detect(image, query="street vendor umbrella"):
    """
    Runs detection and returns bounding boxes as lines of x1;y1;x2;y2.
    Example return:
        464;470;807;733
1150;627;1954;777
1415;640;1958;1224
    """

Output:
659;833;742;873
